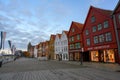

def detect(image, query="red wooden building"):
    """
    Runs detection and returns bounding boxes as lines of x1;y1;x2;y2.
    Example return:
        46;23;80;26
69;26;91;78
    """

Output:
68;21;84;61
112;0;120;64
82;6;118;63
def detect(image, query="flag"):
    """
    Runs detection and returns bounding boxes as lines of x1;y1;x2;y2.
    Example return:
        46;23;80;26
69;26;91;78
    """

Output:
2;32;6;49
8;40;12;49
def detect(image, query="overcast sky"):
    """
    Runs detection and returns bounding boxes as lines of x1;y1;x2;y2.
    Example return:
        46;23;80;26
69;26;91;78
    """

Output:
0;0;119;51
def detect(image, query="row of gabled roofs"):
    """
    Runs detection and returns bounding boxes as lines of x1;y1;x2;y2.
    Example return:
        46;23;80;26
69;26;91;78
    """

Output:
38;5;116;45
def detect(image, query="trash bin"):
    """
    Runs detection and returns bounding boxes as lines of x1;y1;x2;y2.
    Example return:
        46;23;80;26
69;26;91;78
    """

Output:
0;61;2;67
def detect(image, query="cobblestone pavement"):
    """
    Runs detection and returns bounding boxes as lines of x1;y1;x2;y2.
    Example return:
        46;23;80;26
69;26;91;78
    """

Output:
0;58;120;80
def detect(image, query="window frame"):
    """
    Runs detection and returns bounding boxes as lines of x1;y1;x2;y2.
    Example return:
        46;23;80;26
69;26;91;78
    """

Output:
98;24;102;31
103;21;109;28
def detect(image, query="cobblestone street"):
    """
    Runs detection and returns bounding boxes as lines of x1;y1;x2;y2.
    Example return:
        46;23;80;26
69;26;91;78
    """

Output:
0;58;120;80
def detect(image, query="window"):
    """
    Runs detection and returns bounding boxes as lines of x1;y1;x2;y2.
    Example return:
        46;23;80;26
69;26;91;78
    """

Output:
69;37;71;42
70;44;74;49
98;24;102;30
99;34;104;43
77;35;80;40
91;16;95;23
71;36;74;42
103;21;109;28
92;26;97;32
72;28;75;32
94;36;98;44
85;30;89;35
86;38;90;46
105;32;112;42
75;43;81;49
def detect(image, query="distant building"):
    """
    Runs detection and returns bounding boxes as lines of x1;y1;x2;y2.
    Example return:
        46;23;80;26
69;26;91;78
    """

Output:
61;31;69;60
34;45;38;58
55;34;62;60
27;42;34;58
49;35;56;60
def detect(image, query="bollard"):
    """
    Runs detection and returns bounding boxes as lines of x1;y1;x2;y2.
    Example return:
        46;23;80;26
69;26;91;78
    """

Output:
0;61;2;67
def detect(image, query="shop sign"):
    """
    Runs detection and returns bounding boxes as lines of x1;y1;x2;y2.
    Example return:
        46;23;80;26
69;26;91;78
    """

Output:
87;45;110;50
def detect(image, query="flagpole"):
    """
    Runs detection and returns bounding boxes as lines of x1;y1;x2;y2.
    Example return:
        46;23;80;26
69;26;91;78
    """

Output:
0;32;3;50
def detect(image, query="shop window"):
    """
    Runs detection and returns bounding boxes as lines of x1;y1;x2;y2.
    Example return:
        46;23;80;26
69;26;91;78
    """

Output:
85;29;89;35
92;26;97;32
91;16;96;23
99;34;104;43
104;49;115;62
103;21;109;28
91;51;99;61
105;32;112;42
77;34;80;40
98;24;102;30
86;38;90;46
94;36;98;44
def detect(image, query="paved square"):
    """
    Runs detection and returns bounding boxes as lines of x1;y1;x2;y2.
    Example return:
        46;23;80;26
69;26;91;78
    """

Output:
0;58;120;80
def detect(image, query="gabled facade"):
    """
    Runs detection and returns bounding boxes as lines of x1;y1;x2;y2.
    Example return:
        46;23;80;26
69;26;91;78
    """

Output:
54;34;62;60
61;31;69;60
37;42;43;57
68;21;84;61
34;45;38;58
27;42;34;58
49;35;56;60
83;6;118;63
112;0;120;64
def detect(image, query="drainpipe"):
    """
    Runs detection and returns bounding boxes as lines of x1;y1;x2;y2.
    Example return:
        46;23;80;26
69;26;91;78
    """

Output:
113;15;120;64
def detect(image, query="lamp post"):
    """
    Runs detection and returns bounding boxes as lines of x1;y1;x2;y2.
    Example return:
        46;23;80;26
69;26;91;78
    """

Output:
80;48;84;65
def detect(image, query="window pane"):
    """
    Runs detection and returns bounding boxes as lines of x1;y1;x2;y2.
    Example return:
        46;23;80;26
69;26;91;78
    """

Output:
94;36;98;44
77;35;80;40
91;16;95;23
72;37;74;41
87;38;90;46
105;32;112;41
99;34;104;43
93;26;97;32
72;28;75;32
104;21;109;28
85;30;89;35
98;24;102;30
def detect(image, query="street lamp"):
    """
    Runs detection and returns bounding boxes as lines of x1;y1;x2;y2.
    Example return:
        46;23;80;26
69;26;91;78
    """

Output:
80;48;84;65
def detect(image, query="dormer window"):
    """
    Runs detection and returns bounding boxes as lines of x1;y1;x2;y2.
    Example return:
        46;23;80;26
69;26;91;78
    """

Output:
91;16;95;23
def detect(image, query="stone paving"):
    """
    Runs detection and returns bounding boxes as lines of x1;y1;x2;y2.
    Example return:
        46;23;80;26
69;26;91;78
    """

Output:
0;58;120;80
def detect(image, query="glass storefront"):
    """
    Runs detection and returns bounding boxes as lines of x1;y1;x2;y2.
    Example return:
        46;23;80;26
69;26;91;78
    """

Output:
104;49;115;63
91;51;99;61
91;49;115;63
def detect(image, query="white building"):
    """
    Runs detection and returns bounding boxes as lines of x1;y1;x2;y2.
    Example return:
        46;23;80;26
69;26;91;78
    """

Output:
54;34;62;60
61;31;69;60
34;46;38;58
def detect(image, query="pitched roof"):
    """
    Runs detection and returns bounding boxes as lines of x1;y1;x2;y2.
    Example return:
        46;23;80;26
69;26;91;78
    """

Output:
63;31;68;35
72;21;84;30
91;6;112;16
57;34;62;38
50;34;56;40
112;0;120;14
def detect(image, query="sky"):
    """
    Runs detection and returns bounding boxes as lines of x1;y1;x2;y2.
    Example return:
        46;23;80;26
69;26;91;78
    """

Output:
0;0;119;51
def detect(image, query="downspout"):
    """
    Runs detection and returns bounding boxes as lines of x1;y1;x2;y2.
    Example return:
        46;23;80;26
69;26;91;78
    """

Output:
113;15;120;63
